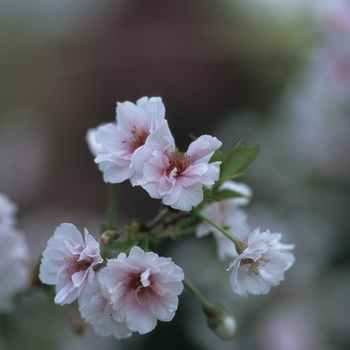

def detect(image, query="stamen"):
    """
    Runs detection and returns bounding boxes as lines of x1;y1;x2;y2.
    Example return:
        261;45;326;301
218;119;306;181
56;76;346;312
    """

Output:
76;260;92;271
123;126;149;151
166;149;190;176
241;258;260;275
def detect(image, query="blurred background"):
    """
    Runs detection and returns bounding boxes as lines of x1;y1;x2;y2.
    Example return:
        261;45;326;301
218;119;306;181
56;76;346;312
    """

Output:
1;0;350;349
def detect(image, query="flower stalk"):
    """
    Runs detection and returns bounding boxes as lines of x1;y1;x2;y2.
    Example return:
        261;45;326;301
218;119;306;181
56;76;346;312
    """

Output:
144;208;169;230
106;184;118;231
193;209;247;251
183;278;214;312
183;278;236;339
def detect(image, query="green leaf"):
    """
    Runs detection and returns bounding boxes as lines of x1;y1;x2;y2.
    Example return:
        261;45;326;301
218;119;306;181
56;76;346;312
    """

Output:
203;186;219;202
209;149;223;163
213;188;251;201
219;139;259;183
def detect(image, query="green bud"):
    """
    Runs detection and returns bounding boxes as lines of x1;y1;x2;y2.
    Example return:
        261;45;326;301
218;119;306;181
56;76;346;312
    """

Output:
203;304;237;340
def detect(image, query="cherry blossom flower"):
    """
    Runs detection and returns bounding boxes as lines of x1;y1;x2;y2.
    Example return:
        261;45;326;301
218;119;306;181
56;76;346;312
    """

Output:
0;193;18;229
227;228;295;298
87;96;167;184
79;278;132;339
196;181;252;260
98;246;184;335
0;227;31;312
137;134;222;211
0;194;31;312
86;128;104;157
39;223;103;306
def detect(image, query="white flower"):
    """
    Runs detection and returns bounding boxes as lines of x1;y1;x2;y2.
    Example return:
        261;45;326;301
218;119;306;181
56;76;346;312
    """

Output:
0;194;31;313
0;227;31;313
98;246;184;335
87;96;168;185
196;181;252;260
79;278;132;339
39;223;103;306
227;228;295;298
86;128;105;157
137;132;222;211
0;193;18;229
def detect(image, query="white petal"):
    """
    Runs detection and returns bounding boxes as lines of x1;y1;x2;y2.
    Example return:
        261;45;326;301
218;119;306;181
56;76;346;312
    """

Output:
187;135;222;163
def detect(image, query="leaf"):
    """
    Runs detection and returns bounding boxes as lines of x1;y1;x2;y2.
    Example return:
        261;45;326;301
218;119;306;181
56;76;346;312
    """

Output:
219;139;259;183
203;186;219;202
213;188;251;201
209;149;223;163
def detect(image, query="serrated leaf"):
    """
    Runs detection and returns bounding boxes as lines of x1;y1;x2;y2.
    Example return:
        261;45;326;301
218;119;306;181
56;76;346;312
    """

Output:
219;142;259;183
203;187;219;202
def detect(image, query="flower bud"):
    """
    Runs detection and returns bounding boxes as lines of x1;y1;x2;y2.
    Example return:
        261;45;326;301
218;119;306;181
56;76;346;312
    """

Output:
203;304;237;340
207;312;237;340
100;230;120;245
69;314;86;337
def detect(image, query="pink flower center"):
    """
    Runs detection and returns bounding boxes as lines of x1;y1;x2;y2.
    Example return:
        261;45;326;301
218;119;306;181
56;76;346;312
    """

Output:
240;257;270;275
124;272;143;290
65;255;92;275
124;270;153;306
123;126;149;152
77;259;92;271
167;149;190;177
240;258;260;275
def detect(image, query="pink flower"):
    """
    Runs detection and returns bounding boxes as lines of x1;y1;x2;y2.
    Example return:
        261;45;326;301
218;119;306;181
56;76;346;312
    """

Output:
227;228;295;298
98;246;184;335
137;134;222;211
79;278;132;339
0;193;18;229
196;181;252;260
87;96;167;184
39;223;103;306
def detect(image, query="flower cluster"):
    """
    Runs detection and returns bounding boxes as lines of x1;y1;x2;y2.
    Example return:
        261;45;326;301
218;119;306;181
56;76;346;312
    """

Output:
87;96;222;211
36;96;295;341
39;224;184;338
0;193;31;313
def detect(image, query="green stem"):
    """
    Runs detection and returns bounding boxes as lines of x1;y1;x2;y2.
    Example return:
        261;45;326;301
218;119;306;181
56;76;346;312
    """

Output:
184;278;237;340
106;184;118;230
144;208;169;230
193;209;241;245
156;227;194;239
183;278;215;312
